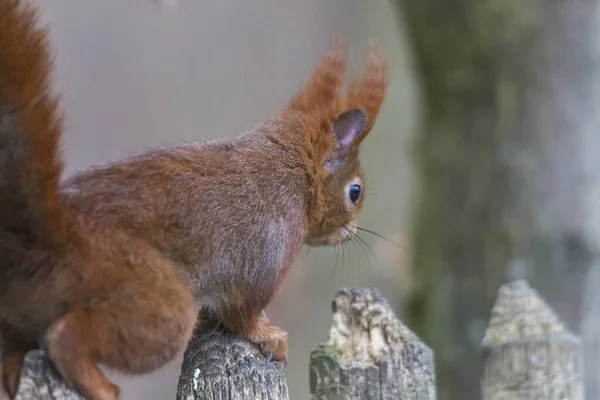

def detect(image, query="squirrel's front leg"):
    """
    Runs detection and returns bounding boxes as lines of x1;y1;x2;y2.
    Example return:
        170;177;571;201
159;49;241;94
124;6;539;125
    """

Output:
218;306;288;365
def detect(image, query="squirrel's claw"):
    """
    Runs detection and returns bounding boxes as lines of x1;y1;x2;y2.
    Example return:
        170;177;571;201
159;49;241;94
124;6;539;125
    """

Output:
264;352;287;369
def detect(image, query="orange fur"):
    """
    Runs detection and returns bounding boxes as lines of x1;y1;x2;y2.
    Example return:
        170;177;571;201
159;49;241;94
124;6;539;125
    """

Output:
0;0;67;244
287;42;347;125
0;1;389;399
286;43;389;228
345;43;389;143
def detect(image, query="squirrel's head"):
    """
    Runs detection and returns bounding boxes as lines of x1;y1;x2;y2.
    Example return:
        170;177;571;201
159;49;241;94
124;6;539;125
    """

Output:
304;107;367;246
285;42;388;247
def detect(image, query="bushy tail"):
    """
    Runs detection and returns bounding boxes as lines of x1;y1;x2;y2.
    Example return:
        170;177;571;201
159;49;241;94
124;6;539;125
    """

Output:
0;0;67;245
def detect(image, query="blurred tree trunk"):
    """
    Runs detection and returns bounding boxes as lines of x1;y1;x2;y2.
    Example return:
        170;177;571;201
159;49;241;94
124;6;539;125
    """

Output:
395;1;600;399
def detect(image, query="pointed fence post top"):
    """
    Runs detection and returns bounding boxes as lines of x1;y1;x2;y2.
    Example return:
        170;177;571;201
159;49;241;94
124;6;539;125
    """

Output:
481;280;584;400
482;279;571;346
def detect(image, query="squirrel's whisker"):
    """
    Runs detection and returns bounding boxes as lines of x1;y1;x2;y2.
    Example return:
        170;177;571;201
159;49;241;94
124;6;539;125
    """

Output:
349;225;424;260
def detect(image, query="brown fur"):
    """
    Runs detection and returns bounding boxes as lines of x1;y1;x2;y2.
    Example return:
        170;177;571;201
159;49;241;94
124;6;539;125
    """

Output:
0;1;388;399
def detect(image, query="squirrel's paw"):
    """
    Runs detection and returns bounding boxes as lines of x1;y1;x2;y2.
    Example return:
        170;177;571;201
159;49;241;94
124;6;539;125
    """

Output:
259;325;288;366
248;321;288;367
221;309;288;366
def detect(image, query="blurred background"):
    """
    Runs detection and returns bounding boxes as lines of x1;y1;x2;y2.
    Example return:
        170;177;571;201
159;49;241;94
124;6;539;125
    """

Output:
21;0;600;399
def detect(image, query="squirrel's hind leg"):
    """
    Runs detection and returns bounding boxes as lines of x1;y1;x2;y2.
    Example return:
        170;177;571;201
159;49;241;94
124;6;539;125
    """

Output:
44;273;197;400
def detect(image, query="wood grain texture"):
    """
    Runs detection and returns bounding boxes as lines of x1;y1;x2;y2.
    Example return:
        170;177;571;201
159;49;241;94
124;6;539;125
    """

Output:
176;316;289;400
482;280;584;399
309;288;436;400
13;350;82;400
10;314;288;400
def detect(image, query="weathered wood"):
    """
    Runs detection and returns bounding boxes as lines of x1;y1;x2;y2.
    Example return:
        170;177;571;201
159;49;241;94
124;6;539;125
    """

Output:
309;288;435;400
13;350;82;400
177;316;289;400
10;315;288;400
481;280;584;399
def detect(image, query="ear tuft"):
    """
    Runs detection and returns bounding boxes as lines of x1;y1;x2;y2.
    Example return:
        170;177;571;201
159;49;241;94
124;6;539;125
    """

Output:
287;43;348;120
332;108;367;149
344;43;389;145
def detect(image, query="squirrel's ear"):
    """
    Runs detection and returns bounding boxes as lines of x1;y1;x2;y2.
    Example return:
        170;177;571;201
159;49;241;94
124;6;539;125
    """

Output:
332;108;368;150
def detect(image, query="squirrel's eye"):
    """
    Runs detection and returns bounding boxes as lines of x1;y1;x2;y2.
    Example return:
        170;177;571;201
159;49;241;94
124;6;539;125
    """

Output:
348;184;361;205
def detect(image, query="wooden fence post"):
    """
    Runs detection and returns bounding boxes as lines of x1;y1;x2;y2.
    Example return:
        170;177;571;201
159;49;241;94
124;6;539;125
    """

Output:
176;316;288;400
309;288;436;400
13;350;82;400
481;280;584;399
11;315;288;400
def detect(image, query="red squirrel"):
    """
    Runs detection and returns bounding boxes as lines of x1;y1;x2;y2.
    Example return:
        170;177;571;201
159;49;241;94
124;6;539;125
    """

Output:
0;1;388;399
